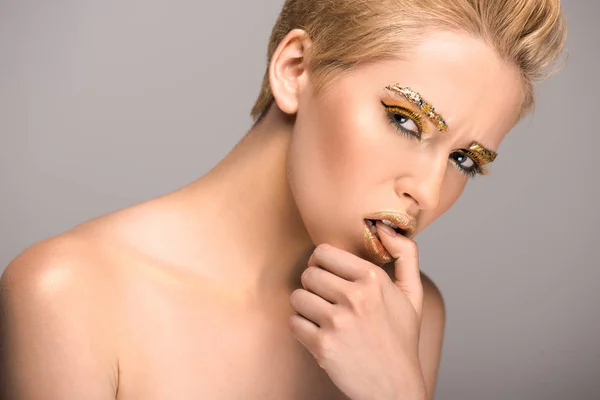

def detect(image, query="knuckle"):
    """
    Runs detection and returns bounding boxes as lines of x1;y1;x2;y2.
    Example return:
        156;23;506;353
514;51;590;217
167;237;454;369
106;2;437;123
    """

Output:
365;266;383;282
329;311;348;330
314;333;335;364
315;243;332;256
402;239;419;255
290;288;304;305
317;243;333;251
301;266;316;284
346;288;366;307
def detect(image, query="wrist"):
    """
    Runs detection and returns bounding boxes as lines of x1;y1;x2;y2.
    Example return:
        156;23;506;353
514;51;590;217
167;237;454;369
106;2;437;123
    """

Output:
390;370;428;400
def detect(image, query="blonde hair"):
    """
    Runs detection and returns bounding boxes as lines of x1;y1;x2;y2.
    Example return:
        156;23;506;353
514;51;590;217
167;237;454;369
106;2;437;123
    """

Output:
250;0;567;122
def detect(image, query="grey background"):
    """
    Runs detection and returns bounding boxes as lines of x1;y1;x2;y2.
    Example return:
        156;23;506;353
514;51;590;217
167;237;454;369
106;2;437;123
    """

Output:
1;1;598;399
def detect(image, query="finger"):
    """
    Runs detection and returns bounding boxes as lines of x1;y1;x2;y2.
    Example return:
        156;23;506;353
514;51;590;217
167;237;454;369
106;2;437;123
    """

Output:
288;313;319;351
301;266;352;304
375;221;424;319
308;243;372;282
289;288;334;328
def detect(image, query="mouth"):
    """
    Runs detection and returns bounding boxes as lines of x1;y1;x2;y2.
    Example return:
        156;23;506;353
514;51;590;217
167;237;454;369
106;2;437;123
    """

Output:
363;219;393;264
362;213;416;265
365;218;410;237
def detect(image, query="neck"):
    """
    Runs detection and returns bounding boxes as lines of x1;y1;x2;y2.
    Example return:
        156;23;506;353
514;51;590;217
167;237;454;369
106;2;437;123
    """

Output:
185;108;315;295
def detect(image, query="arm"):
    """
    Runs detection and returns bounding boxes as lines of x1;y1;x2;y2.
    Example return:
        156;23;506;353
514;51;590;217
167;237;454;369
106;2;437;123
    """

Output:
0;239;119;400
418;272;446;400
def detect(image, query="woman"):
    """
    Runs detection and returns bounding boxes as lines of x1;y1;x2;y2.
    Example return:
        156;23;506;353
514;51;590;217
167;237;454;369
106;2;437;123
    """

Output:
0;0;566;399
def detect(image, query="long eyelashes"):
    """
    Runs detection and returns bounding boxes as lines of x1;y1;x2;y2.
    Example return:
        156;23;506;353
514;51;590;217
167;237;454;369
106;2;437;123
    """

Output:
382;103;424;138
449;151;486;177
382;103;486;178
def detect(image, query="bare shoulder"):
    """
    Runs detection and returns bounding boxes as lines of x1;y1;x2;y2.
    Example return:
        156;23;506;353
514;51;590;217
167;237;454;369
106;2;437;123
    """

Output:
0;230;121;311
420;271;445;314
1;233;120;399
418;271;446;400
1;232;121;311
1;192;179;293
418;270;446;338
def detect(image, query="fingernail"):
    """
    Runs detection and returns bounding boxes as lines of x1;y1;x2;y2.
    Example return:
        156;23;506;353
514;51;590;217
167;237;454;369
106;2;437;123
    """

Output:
376;220;396;236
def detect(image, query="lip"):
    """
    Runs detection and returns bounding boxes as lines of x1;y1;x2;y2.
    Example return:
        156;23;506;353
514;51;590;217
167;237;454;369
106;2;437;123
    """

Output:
363;220;394;265
362;211;417;265
364;211;416;236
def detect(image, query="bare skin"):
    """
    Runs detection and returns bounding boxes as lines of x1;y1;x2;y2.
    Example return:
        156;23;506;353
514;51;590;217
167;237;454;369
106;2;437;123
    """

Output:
1;30;522;400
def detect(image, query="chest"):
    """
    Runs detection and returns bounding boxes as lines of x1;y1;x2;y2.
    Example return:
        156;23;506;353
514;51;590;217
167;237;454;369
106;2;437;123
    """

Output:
116;285;349;400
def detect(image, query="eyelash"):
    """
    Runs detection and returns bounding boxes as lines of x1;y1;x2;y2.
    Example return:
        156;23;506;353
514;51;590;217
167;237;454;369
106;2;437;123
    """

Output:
449;152;484;178
382;103;485;178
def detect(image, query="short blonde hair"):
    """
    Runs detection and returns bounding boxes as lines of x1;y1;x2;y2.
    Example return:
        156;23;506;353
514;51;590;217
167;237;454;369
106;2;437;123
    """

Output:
250;0;567;122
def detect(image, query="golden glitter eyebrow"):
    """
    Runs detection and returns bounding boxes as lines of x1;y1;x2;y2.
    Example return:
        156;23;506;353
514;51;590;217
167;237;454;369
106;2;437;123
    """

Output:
465;142;498;165
384;84;448;132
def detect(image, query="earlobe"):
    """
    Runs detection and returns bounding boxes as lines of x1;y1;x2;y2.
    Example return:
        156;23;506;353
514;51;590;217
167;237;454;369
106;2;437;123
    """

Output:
269;29;312;115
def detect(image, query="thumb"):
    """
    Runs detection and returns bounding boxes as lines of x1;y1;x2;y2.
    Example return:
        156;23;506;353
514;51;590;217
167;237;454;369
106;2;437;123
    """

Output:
375;221;424;319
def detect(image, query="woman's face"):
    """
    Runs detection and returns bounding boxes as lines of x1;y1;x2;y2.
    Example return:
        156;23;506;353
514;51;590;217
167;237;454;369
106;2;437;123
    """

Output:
284;31;524;265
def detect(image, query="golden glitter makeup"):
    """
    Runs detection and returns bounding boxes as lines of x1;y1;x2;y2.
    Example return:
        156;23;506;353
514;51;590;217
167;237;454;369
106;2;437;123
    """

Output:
385;84;448;132
451;142;498;176
465;142;498;165
363;221;393;264
381;102;429;135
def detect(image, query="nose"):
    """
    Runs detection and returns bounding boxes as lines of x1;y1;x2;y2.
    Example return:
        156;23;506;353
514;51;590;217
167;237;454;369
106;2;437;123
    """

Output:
395;152;447;211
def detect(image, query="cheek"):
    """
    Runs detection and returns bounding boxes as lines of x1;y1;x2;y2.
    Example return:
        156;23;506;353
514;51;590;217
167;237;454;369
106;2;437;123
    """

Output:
414;172;467;235
286;98;377;243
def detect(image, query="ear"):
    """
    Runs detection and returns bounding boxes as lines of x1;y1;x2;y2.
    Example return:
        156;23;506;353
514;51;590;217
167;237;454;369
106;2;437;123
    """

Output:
269;29;312;115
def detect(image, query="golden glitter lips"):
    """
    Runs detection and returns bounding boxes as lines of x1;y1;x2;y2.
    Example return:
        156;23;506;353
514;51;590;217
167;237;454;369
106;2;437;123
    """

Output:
363;212;416;265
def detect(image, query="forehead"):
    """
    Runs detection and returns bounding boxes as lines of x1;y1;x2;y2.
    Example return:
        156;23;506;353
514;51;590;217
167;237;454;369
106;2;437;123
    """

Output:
338;31;524;147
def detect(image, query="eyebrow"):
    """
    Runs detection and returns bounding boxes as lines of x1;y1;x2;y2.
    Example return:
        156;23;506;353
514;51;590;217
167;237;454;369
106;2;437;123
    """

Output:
384;84;498;165
465;142;498;165
384;84;448;132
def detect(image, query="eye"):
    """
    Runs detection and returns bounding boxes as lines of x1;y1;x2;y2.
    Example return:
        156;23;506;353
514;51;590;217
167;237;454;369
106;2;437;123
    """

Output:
381;102;423;139
449;151;482;178
451;152;475;168
390;112;420;136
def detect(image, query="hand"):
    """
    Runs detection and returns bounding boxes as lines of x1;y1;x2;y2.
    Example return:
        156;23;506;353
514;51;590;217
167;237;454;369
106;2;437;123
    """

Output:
289;221;427;400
